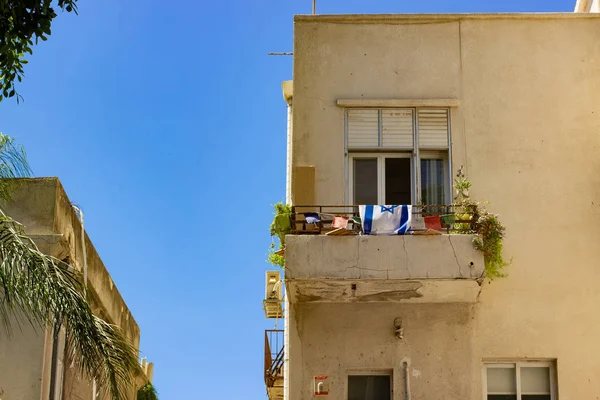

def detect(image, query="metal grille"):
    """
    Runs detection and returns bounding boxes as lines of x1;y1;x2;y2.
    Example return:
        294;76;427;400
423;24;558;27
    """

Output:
264;330;285;387
291;204;477;235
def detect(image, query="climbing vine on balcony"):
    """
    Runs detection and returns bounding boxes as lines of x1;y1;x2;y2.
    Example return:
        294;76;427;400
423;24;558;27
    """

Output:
453;168;510;279
267;202;292;268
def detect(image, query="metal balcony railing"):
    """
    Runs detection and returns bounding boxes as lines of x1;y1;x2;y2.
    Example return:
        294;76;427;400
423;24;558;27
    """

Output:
291;204;477;235
264;330;284;390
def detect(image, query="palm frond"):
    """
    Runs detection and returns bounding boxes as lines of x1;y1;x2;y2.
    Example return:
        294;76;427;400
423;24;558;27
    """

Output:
0;133;32;202
137;382;159;400
0;211;139;400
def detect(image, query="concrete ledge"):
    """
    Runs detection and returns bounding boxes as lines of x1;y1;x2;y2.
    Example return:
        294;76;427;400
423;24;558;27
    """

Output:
294;13;600;23
286;234;484;280
337;98;460;108
285;234;484;303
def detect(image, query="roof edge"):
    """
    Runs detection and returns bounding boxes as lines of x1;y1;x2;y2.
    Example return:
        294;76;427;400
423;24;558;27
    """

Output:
294;12;600;23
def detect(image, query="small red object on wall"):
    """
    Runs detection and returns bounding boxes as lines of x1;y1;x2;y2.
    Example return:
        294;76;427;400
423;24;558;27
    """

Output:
314;375;329;396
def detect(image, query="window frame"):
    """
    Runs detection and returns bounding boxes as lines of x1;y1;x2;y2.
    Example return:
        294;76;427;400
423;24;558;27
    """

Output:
348;152;413;205
346;369;393;400
344;107;452;205
419;150;451;205
482;361;557;400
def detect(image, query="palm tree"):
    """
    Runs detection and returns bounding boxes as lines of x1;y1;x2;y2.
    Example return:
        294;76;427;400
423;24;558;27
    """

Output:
0;133;139;399
137;382;159;400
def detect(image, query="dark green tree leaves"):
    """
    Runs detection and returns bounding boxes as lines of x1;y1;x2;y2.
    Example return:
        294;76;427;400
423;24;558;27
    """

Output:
0;0;78;101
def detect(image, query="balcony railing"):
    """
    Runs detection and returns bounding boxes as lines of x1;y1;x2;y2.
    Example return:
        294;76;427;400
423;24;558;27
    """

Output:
291;204;477;235
264;330;284;399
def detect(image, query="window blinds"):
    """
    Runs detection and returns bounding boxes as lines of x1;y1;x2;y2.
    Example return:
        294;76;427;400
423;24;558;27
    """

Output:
417;109;449;148
347;109;379;148
382;109;414;147
347;108;449;149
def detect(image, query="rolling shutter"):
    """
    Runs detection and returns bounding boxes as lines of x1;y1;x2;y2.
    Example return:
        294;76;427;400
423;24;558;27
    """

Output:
382;109;414;148
347;109;379;148
417;109;449;148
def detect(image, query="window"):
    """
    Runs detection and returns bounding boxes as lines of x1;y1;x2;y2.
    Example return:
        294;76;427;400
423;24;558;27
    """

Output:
484;362;556;400
348;375;391;400
346;108;450;205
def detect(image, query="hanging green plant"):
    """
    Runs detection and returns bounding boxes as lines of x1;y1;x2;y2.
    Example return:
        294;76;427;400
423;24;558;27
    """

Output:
453;168;510;279
472;212;509;278
267;202;292;268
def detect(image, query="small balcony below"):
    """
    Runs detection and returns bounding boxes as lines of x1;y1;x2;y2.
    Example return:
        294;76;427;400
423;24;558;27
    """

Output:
264;330;284;400
284;205;485;303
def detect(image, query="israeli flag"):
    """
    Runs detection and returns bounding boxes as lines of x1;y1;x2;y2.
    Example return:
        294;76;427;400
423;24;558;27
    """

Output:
359;205;412;235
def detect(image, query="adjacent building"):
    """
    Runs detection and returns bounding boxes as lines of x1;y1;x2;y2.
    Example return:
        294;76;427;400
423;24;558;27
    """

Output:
265;8;600;400
0;178;151;399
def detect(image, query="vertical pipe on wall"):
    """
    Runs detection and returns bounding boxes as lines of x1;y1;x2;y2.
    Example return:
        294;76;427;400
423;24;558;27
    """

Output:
283;295;290;400
48;321;61;400
72;206;88;294
403;361;411;400
285;103;293;205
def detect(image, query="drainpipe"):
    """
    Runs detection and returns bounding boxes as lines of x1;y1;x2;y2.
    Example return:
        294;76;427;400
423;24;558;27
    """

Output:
48;320;62;400
285;103;293;204
72;206;88;294
403;361;411;400
283;294;290;400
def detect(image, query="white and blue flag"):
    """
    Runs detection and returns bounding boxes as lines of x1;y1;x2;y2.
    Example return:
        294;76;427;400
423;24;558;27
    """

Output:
359;205;412;235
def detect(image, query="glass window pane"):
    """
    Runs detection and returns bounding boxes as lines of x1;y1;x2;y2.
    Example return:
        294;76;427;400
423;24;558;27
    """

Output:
354;158;378;205
385;158;411;205
487;367;517;394
521;367;551;394
488;396;517;400
522;396;551;400
348;375;391;400
420;158;447;205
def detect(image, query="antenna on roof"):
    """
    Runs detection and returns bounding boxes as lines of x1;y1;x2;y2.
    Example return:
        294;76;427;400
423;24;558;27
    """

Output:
267;1;313;56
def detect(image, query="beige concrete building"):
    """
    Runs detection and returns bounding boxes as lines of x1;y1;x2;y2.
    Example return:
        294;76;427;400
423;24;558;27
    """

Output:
264;8;600;400
575;0;600;12
0;178;151;399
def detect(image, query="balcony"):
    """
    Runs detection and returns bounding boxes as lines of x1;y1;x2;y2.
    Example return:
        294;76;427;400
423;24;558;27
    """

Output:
284;205;485;303
264;330;284;400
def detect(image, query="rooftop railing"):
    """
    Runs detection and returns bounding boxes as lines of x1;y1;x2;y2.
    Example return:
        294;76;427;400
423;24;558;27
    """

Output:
291;204;477;235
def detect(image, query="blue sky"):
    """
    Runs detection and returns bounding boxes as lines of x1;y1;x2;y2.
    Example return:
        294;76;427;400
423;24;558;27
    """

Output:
0;0;574;398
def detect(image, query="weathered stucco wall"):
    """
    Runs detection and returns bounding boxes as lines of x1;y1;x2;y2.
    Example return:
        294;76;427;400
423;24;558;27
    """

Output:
288;302;476;400
285;234;484;303
0;316;48;399
290;13;600;399
0;178;142;399
286;235;483;280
